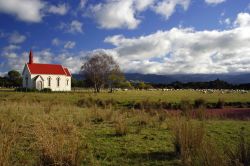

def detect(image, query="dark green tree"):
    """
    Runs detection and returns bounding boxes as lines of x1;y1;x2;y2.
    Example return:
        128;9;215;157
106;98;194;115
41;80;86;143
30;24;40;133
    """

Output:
7;70;22;87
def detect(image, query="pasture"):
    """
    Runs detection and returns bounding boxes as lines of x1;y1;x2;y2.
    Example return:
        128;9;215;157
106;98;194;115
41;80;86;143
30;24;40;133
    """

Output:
0;90;250;165
1;89;250;104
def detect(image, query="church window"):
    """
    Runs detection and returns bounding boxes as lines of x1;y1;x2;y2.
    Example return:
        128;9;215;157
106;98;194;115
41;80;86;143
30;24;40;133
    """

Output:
57;77;60;87
66;79;69;86
48;77;51;87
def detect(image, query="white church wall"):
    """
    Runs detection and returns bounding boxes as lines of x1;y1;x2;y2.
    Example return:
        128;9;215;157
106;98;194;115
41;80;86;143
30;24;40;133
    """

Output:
30;74;71;91
22;65;33;88
22;65;71;91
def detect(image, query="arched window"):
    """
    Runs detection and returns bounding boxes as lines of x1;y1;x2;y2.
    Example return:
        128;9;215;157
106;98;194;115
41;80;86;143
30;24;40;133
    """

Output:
25;76;28;87
66;79;69;86
48;77;51;87
57;77;60;87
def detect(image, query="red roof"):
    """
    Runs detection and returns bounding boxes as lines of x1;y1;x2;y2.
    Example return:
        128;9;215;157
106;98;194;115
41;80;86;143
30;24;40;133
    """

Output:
64;68;71;76
27;63;71;76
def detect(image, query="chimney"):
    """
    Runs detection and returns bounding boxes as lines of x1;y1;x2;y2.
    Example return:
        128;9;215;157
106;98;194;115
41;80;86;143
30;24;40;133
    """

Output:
28;50;33;64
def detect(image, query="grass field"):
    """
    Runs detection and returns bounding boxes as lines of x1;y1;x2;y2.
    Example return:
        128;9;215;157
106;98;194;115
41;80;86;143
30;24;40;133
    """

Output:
1;89;250;104
0;90;250;165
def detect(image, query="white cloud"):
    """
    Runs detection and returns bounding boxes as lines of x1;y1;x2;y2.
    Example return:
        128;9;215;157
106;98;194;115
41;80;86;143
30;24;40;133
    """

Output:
8;32;26;44
0;0;45;22
0;0;69;23
80;0;88;9
3;44;20;52
89;0;140;29
88;0;191;29
69;20;83;33
64;41;76;49
102;12;250;74
48;3;69;15
205;0;226;5
52;38;76;49
134;0;155;11
234;12;250;27
0;48;86;74
219;18;231;26
52;38;61;46
59;20;83;33
0;71;6;77
153;0;190;19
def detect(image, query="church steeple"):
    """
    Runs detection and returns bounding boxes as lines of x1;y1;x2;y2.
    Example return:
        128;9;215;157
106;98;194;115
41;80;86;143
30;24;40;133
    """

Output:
28;50;33;64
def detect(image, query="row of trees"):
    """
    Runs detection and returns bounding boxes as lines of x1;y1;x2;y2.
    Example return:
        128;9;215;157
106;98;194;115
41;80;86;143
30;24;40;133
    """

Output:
0;70;22;87
2;52;250;91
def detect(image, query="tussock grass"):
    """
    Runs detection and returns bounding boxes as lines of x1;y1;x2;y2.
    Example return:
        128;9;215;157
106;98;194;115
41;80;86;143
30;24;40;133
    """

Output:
0;121;18;166
33;117;86;166
170;118;226;166
0;91;250;165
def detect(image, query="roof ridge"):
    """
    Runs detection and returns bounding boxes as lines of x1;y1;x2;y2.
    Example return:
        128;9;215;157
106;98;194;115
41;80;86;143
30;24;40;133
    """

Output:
27;63;71;76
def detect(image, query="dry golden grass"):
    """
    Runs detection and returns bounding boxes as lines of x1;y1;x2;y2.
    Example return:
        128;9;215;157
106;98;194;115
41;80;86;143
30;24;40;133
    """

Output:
0;92;250;165
33;116;84;166
169;118;227;166
0;121;18;166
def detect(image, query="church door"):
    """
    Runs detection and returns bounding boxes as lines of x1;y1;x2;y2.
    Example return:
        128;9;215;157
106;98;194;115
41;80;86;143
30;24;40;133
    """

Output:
37;81;43;90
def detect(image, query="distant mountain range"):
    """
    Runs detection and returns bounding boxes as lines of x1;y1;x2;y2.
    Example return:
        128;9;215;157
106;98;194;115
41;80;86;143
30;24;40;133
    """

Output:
73;73;250;84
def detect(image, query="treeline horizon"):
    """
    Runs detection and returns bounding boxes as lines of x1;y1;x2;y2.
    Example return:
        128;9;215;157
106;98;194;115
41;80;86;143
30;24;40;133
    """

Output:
73;78;250;90
1;70;250;90
151;79;250;90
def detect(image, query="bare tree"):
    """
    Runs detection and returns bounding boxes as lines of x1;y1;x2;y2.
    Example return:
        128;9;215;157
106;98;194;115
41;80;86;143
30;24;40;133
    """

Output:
81;51;123;93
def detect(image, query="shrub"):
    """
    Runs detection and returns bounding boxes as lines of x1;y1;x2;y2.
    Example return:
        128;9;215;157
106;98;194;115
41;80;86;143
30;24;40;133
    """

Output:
77;97;94;108
194;98;207;109
216;99;225;109
180;100;193;118
40;88;52;93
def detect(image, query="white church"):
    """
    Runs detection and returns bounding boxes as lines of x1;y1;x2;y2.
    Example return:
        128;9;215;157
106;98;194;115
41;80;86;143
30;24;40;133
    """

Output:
22;50;71;91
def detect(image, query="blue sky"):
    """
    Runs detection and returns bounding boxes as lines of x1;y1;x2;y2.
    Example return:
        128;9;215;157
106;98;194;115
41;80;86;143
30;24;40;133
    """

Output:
0;0;250;75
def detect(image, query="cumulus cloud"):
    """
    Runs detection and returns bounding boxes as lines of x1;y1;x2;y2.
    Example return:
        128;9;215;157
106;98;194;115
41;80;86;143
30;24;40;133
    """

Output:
52;38;76;49
0;48;86;74
88;0;191;29
0;0;45;22
64;41;76;49
103;12;250;74
89;0;140;29
153;0;190;20
0;0;69;23
8;32;26;44
47;3;69;15
51;38;61;46
234;12;250;27
59;20;83;33
205;0;226;5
